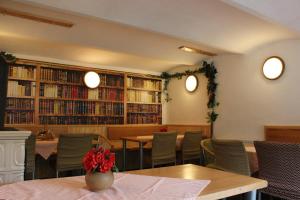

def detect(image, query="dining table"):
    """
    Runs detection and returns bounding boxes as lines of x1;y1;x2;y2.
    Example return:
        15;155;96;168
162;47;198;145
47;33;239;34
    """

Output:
0;164;267;200
35;138;101;160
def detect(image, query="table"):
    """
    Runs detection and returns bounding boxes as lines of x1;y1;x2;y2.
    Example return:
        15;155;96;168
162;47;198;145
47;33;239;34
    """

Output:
121;135;184;170
35;138;101;159
0;164;267;200
129;164;267;200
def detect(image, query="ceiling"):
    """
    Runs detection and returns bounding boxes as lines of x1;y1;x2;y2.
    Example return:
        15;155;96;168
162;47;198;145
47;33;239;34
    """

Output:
0;0;299;72
223;0;300;33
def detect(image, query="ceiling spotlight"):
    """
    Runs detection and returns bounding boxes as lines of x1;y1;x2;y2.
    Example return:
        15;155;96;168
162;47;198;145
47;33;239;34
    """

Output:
178;46;217;56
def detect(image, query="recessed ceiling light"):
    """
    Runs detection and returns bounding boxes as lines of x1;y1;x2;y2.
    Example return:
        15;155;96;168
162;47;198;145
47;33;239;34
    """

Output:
179;46;217;56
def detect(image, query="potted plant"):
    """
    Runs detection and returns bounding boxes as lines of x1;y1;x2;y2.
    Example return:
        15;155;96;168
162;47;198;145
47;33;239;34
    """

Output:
83;147;117;191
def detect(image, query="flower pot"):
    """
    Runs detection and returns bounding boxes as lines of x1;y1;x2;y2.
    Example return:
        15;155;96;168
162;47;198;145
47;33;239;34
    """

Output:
85;171;114;191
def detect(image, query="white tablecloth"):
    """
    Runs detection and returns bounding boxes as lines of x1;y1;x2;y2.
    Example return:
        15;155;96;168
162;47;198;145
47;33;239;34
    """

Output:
0;173;210;200
35;138;58;159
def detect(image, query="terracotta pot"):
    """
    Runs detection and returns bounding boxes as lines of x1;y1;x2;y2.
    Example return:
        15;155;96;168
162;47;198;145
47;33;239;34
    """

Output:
85;171;114;191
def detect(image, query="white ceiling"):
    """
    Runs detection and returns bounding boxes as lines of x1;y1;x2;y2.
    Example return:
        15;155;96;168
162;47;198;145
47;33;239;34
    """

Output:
0;0;299;72
223;0;300;33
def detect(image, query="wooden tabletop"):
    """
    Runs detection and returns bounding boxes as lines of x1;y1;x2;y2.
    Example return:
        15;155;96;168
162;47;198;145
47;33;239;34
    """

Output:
128;164;267;200
121;134;184;143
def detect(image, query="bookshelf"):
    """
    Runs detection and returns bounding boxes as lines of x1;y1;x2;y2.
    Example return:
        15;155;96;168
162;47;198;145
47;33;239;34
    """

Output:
4;59;162;126
126;75;162;124
5;63;36;125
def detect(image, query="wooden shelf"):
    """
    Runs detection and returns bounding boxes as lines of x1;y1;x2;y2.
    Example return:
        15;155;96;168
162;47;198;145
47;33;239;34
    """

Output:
41;80;124;89
127;111;159;114
127;87;161;92
7;96;35;99
127;102;161;105
39;114;124;117
39;97;123;103
6;108;35;111
5;58;162;126
8;77;36;81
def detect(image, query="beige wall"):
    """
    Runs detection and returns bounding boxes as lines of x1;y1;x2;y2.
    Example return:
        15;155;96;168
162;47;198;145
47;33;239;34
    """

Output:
165;40;300;140
164;65;208;124
214;39;300;140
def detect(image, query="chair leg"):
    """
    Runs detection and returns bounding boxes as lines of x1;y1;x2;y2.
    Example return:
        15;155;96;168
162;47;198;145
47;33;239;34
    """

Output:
32;171;35;180
56;170;59;178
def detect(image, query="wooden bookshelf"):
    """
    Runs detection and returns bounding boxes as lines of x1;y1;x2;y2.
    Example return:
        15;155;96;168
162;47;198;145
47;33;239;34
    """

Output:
126;75;162;124
4;58;162;126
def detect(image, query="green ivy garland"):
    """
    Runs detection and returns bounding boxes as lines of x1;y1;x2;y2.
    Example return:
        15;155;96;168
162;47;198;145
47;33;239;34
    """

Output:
160;61;219;124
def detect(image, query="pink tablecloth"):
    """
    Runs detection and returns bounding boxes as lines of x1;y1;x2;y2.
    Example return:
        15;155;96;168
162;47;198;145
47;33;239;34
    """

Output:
0;173;210;200
35;138;58;159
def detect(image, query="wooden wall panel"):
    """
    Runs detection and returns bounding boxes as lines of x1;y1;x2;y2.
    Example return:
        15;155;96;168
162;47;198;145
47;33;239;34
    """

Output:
8;124;211;140
265;126;300;143
107;124;165;140
167;124;211;138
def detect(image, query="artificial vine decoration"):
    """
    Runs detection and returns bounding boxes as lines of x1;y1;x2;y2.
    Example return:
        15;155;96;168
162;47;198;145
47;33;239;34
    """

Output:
160;61;219;123
0;51;16;63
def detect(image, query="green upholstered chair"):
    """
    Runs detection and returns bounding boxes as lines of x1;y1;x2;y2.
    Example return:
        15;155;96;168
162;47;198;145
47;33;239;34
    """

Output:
25;134;36;180
151;131;177;168
181;131;202;164
56;134;93;177
201;138;215;166
212;139;251;176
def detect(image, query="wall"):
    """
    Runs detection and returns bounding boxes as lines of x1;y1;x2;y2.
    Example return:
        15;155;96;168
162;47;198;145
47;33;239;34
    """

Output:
164;65;208;124
214;39;300;140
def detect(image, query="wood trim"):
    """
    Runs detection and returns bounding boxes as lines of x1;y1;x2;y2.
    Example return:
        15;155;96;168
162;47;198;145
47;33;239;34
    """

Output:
34;65;41;125
0;6;74;28
265;125;300;143
124;73;128;124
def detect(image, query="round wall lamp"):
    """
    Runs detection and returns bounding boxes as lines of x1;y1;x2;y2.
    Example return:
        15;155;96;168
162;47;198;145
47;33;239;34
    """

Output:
84;71;100;89
262;56;285;80
185;75;198;92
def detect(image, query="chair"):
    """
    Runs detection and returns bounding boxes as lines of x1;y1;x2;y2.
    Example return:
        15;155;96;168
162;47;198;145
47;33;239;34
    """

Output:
25;134;36;180
56;134;93;177
254;141;300;200
212;139;251;176
151;131;177;168
181;131;202;164
201;138;215;166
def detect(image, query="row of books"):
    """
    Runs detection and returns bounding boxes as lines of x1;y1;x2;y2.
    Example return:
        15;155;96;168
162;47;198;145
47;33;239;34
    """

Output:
127;104;161;113
127;113;161;124
6;98;35;110
105;74;124;87
9;65;36;80
41;67;82;83
7;81;36;97
127;77;161;90
39;116;124;125
5;111;34;124
40;84;124;101
127;91;160;103
41;67;124;87
39;100;124;115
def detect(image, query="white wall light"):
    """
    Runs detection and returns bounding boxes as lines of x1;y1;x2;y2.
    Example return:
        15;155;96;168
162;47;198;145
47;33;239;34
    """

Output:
185;75;198;92
262;56;285;80
84;71;100;89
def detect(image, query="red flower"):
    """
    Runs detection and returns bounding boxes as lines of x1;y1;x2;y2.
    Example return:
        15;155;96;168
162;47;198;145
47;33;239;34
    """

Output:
83;147;116;174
